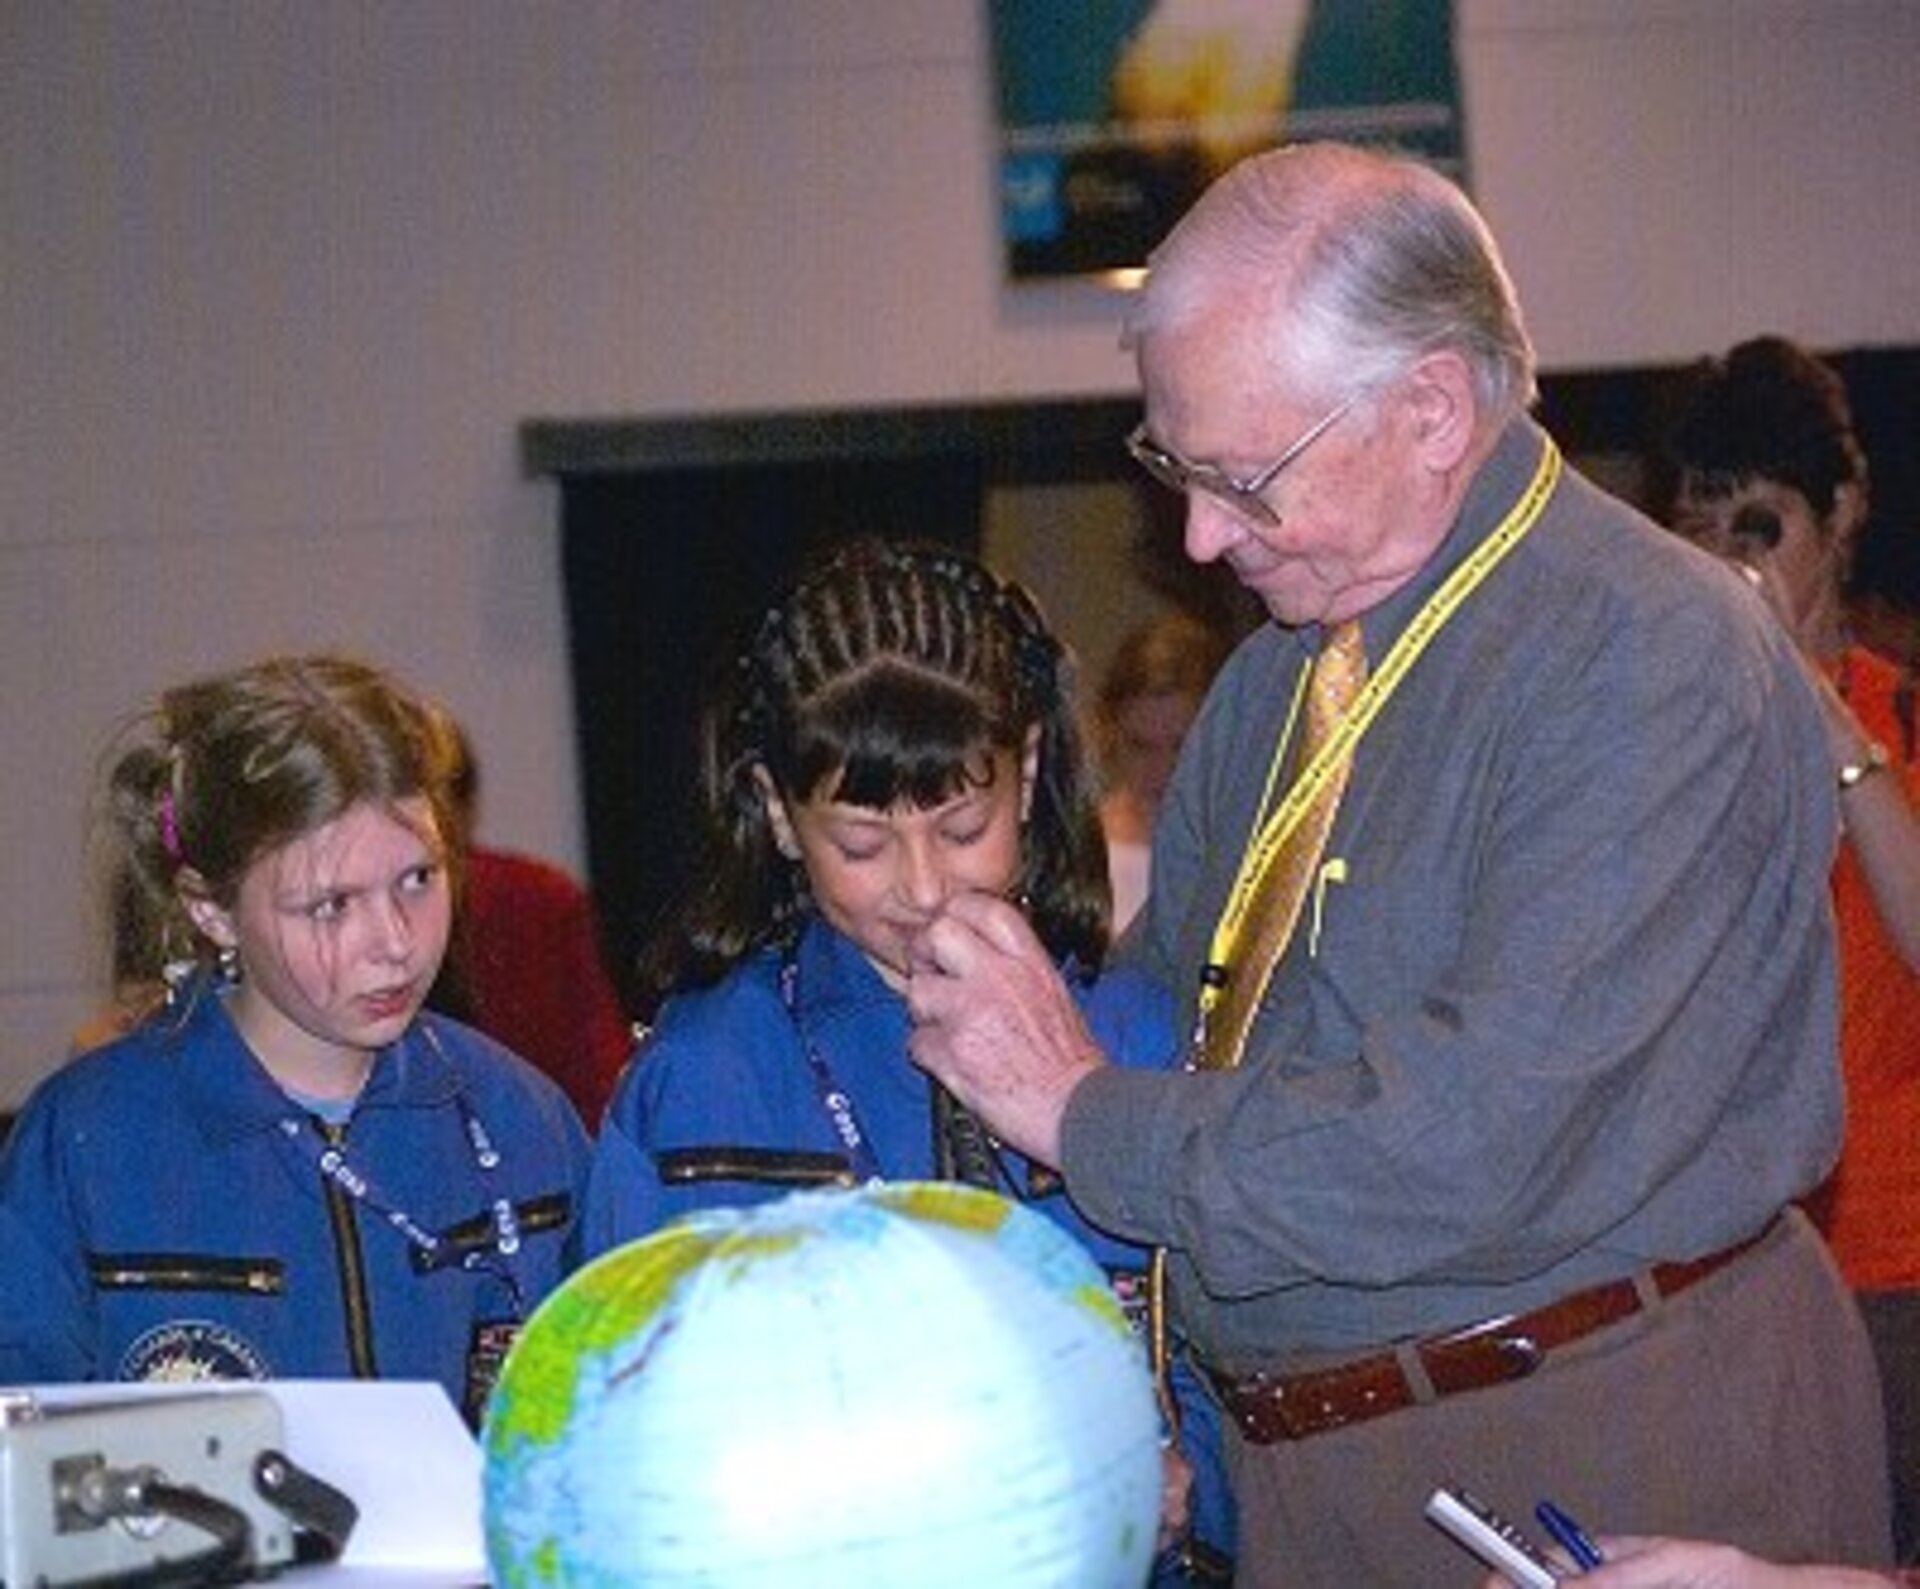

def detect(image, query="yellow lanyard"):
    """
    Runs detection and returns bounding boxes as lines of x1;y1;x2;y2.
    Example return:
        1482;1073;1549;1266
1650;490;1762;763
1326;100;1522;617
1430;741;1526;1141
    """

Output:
1196;437;1564;1024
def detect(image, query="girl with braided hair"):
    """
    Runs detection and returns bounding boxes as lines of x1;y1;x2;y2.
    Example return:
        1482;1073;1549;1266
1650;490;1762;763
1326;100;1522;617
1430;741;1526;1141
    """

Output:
582;540;1233;1580
0;654;590;1425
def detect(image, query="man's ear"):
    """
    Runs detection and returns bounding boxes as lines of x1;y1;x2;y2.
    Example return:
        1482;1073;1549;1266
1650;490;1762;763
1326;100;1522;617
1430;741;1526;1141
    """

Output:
752;766;803;860
1400;349;1479;473
176;867;235;949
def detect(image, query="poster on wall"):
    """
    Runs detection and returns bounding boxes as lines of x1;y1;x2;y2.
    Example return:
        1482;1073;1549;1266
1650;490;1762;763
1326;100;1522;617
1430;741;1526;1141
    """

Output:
989;0;1462;281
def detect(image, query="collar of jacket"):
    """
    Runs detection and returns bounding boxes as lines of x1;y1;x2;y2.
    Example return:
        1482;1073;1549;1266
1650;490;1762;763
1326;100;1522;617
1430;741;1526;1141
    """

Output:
161;981;468;1148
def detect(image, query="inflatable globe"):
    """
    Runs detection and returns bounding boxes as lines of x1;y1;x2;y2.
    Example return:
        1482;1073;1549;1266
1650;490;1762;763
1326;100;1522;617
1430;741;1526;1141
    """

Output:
482;1181;1164;1587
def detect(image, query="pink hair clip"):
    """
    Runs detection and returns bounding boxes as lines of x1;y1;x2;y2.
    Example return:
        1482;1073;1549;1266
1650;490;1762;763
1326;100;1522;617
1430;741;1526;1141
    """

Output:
158;790;183;861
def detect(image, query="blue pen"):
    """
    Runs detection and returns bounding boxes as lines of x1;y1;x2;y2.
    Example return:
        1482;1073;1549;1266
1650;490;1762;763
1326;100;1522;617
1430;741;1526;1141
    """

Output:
1535;1499;1605;1571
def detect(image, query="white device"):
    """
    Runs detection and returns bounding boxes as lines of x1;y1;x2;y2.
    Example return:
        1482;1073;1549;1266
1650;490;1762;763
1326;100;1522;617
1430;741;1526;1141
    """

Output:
1425;1483;1563;1588
0;1389;303;1585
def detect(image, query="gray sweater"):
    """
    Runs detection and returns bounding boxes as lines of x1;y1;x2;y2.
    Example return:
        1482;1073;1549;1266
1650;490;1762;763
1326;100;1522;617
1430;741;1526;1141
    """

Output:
1069;415;1841;1365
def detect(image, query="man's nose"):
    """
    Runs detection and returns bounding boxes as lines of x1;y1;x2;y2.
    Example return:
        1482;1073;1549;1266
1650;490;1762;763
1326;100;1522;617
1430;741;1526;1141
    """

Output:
1183;495;1241;565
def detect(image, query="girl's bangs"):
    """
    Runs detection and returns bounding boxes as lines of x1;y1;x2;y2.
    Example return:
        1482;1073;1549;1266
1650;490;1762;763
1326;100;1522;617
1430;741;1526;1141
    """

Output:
797;666;1009;810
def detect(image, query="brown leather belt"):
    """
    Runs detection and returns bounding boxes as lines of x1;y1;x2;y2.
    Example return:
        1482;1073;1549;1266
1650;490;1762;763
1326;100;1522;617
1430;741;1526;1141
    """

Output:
1207;1225;1771;1444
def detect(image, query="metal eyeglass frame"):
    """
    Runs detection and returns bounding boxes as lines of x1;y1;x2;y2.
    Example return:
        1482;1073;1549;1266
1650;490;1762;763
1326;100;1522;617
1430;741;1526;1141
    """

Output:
1125;389;1363;529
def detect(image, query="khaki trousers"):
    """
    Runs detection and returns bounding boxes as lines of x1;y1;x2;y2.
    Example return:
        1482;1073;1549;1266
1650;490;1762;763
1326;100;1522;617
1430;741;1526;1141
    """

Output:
1224;1211;1892;1588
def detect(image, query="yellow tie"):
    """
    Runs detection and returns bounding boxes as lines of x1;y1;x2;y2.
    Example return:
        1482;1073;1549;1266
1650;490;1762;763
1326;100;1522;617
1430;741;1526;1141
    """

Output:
1201;620;1367;1070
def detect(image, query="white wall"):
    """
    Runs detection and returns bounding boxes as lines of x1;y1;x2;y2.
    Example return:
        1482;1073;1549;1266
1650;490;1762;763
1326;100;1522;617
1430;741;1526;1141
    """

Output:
4;0;1917;1105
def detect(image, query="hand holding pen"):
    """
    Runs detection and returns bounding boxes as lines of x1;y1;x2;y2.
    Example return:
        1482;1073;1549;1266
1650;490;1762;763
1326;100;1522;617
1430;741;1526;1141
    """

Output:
1483;1531;1905;1587
1537;1500;1605;1571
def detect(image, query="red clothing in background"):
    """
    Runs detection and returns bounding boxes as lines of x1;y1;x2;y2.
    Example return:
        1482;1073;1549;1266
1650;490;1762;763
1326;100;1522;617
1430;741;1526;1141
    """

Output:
1809;645;1920;1288
452;847;633;1127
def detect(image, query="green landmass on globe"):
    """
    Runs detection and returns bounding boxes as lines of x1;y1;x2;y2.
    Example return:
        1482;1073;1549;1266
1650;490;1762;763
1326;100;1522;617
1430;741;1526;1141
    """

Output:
482;1181;1163;1588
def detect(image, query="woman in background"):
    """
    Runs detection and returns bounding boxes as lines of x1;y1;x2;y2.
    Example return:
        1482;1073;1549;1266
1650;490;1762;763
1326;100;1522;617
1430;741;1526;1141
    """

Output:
1664;337;1920;1561
1094;610;1228;938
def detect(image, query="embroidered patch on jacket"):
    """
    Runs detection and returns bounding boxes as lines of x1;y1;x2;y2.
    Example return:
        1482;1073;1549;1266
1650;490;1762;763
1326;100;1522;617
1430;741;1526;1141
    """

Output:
464;1319;522;1427
120;1320;273;1383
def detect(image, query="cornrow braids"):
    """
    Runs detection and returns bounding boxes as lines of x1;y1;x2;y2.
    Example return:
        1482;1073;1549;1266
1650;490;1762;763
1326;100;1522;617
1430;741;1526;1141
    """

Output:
641;540;1111;999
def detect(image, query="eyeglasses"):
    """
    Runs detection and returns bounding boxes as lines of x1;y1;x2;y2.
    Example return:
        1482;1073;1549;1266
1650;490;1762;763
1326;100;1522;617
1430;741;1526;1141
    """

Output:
1125;390;1362;529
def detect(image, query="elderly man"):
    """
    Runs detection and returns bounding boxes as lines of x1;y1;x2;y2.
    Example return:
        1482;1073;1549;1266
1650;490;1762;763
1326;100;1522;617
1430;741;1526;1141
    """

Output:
906;143;1889;1586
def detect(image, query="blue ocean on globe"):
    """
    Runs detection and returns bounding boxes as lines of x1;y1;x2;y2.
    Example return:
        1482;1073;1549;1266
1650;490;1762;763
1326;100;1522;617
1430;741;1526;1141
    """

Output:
482;1180;1165;1587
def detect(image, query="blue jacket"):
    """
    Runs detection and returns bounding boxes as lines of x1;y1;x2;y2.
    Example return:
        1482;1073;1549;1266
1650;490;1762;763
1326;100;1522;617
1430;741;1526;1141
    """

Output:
0;987;591;1424
583;918;1234;1569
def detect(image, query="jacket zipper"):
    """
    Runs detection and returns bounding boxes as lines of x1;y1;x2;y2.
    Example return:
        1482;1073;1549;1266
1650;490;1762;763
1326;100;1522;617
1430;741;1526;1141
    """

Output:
320;1120;379;1377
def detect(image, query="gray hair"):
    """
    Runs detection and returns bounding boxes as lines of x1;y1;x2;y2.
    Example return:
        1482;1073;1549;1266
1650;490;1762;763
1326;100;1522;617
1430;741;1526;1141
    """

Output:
1125;142;1537;419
